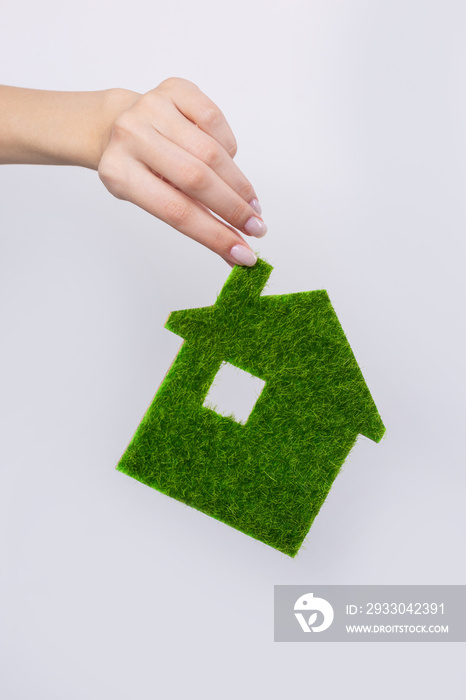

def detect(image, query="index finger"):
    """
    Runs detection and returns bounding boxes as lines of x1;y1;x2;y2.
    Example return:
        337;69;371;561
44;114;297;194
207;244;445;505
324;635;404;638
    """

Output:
156;77;238;157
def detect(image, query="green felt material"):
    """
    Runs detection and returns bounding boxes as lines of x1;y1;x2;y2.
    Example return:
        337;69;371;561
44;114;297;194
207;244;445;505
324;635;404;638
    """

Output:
117;258;385;557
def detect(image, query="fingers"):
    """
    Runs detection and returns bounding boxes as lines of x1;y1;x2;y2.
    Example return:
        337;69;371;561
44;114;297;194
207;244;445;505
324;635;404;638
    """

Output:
156;77;238;157
99;158;258;266
135;89;264;226
128;121;267;241
99;78;265;267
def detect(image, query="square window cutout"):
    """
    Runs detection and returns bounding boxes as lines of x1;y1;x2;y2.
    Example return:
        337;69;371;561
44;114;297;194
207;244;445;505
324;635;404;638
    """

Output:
203;361;266;424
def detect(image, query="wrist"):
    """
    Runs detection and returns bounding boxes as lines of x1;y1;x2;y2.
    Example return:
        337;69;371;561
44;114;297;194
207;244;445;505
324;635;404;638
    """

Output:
95;88;141;169
0;85;141;170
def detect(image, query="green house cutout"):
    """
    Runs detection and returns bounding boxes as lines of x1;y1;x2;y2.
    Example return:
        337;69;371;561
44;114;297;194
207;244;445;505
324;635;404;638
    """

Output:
117;258;385;557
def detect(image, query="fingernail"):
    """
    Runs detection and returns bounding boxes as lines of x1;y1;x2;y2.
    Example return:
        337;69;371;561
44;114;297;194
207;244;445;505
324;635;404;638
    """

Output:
249;198;262;215
230;244;257;266
244;216;267;238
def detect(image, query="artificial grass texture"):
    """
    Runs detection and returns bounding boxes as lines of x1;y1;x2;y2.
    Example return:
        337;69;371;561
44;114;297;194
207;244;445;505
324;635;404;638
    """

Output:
117;257;385;557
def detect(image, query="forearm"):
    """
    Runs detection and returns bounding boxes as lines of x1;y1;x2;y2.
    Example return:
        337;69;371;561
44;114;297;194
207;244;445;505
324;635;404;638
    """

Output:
0;85;140;169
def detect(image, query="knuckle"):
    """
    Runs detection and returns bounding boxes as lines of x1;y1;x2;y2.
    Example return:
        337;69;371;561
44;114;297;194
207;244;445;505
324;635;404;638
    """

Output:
138;90;160;111
200;105;222;128
157;76;179;91
229;198;248;226
226;140;238;158
141;89;171;112
158;76;196;92
193;141;221;168
163;198;191;226
111;112;137;140
98;156;126;199
238;181;254;202
211;227;227;254
179;163;209;191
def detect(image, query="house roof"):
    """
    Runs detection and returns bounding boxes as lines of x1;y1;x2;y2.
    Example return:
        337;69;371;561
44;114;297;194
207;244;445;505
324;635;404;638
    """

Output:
165;258;385;443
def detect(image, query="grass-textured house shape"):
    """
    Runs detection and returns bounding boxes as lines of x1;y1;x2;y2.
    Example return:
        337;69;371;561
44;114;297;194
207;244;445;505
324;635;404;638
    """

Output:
117;258;385;557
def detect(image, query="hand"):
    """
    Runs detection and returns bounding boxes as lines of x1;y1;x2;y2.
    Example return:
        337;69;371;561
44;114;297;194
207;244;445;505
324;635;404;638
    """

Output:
98;78;266;267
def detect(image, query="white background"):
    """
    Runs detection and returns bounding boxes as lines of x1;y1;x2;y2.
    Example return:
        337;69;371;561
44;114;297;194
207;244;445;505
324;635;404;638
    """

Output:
1;1;465;697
